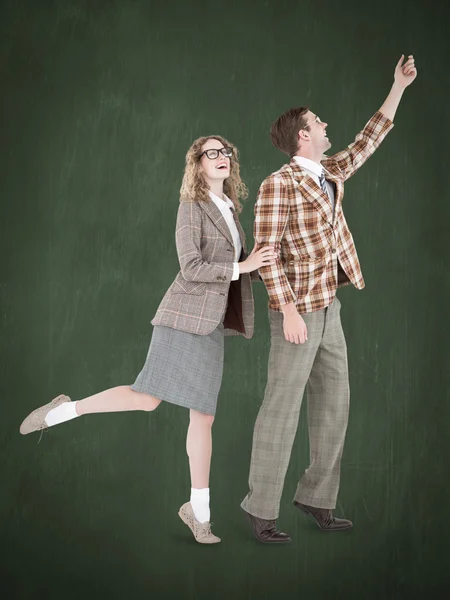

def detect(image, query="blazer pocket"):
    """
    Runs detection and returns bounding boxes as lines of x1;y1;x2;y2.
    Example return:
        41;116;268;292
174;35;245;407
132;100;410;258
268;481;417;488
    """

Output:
288;250;327;264
172;280;206;295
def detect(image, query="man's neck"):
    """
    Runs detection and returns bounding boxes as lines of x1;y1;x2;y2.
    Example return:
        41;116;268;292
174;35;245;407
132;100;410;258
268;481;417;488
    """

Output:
295;151;322;166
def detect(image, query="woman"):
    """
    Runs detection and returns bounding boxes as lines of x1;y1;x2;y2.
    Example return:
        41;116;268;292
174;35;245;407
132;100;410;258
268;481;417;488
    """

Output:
19;135;276;545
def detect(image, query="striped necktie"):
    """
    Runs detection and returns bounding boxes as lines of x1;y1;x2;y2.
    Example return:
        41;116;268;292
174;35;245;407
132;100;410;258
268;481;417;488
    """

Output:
318;171;328;194
319;170;336;218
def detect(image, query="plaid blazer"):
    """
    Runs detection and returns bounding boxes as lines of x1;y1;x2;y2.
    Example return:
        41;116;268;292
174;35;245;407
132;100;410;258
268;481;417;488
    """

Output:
254;111;394;313
151;198;257;338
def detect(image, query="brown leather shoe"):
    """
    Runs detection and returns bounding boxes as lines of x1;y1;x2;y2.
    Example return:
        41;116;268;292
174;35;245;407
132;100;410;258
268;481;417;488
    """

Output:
293;501;353;531
244;509;291;543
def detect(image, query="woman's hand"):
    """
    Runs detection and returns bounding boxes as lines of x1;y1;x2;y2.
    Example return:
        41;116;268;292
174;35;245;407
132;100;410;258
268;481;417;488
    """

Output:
239;244;277;274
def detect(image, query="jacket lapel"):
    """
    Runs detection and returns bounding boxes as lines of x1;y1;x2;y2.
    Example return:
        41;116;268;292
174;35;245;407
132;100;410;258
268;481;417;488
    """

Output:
289;158;341;225
200;199;234;246
322;164;343;220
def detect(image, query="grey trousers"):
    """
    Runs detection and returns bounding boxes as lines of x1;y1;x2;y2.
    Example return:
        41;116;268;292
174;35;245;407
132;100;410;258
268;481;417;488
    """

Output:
241;297;350;519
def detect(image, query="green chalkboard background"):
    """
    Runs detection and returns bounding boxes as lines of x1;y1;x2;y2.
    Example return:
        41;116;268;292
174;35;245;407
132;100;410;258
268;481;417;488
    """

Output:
1;0;449;598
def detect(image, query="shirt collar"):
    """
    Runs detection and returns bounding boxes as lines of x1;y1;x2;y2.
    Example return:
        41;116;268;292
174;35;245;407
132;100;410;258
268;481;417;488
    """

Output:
208;190;235;210
293;155;323;177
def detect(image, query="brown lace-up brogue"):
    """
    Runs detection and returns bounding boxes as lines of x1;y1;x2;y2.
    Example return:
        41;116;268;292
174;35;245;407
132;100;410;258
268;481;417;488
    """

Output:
178;502;221;544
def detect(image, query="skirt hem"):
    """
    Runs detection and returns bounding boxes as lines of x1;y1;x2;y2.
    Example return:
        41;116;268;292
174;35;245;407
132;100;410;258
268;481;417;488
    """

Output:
129;384;217;416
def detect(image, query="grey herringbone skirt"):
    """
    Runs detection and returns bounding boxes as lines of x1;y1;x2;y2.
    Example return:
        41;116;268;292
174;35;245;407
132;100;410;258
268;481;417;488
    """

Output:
130;322;225;415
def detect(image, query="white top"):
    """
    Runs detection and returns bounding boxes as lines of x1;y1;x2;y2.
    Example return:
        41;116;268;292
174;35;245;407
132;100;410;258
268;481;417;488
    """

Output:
293;155;335;212
208;191;241;281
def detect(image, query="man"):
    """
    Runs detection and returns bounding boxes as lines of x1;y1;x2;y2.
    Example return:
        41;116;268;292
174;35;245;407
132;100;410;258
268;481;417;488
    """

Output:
241;55;417;543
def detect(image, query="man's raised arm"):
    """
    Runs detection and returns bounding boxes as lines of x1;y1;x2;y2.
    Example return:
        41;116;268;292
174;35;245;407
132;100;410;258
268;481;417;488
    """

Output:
323;55;418;181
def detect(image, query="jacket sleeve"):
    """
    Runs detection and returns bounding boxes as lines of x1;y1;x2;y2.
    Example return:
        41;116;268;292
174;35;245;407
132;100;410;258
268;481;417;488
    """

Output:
322;111;394;181
239;246;262;283
253;175;296;306
175;201;235;283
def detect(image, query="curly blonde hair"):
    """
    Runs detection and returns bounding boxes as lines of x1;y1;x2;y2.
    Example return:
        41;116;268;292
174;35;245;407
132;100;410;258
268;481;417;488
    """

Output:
179;135;248;213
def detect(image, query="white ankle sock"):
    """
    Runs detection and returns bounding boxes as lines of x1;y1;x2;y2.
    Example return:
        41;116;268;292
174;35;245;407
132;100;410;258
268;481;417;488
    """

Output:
190;488;210;523
46;401;79;427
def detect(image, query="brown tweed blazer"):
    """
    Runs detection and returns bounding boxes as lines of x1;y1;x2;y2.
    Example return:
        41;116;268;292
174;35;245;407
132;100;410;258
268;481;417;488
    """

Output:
151;198;258;338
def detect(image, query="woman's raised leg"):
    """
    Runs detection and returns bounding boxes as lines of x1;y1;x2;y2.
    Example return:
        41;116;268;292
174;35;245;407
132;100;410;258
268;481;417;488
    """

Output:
19;386;161;434
76;385;161;415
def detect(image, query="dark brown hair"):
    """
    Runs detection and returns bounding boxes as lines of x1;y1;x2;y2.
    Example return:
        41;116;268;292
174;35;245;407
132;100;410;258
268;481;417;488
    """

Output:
270;106;309;157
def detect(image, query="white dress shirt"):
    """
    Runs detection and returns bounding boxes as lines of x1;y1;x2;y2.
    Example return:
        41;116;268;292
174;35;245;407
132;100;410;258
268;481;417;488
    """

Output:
208;191;241;281
293;156;335;213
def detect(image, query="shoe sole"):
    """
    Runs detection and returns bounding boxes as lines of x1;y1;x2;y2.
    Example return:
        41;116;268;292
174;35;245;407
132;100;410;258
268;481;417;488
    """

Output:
294;502;353;531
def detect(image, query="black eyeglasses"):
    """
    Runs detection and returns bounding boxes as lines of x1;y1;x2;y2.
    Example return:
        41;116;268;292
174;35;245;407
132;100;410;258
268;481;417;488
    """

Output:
199;147;233;160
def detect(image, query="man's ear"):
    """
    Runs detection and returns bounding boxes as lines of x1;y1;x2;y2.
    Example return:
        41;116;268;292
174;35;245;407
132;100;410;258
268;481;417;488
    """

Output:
299;129;309;142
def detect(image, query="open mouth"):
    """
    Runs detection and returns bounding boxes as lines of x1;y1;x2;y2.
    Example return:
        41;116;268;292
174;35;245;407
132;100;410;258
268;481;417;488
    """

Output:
216;163;228;170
